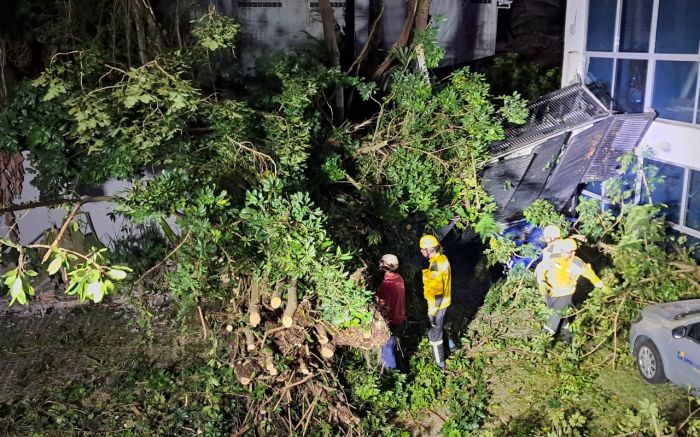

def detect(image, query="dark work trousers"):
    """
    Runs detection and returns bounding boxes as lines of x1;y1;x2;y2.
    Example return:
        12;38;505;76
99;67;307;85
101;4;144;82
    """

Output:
544;293;573;340
427;307;455;366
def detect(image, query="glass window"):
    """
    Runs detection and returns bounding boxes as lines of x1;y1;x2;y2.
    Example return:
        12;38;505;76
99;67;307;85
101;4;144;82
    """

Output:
684;234;700;263
656;0;700;54
644;159;684;224
686;169;700;231
619;0;653;52
652;61;699;123
583;180;603;196
689;323;700;342
614;59;647;113
586;57;614;106
586;0;617;52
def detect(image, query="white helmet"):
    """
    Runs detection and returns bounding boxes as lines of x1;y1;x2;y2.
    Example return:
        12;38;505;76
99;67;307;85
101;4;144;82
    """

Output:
543;225;561;242
380;254;399;271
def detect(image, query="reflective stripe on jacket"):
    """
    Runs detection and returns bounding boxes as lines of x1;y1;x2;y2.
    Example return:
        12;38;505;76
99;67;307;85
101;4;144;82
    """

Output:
422;253;451;316
535;240;560;284
543;254;601;297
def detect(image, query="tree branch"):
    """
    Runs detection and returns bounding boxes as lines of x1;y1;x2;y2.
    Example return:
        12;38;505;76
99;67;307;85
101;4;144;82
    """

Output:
0;196;115;214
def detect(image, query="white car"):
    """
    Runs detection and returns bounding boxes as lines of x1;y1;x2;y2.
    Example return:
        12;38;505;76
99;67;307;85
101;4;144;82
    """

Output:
629;299;700;390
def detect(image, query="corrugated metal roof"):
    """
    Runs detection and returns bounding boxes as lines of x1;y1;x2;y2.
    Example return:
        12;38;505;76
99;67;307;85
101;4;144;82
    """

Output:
583;112;655;182
504;132;568;218
483;82;657;220
483;133;568;221
490;84;610;159
540;120;611;209
482;154;534;216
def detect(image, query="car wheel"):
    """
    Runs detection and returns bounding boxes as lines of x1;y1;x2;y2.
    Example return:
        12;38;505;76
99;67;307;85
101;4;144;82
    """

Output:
636;339;667;384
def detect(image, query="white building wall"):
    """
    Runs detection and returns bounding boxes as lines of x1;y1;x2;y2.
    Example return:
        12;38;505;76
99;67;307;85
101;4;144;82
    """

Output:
561;0;587;88
561;0;700;171
562;0;700;242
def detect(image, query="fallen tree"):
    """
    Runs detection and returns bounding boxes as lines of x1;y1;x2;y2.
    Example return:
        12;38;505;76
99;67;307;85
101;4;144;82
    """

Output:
0;3;529;434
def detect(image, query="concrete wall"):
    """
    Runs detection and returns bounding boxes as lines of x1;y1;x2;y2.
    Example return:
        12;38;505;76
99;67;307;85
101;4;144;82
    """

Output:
1;153;165;250
235;1;346;72
228;0;501;73
355;0;497;66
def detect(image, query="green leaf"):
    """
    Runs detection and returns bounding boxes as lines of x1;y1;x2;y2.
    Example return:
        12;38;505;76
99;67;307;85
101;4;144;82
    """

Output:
65;279;81;296
10;277;24;299
47;256;63;275
87;280;105;303
23;279;35;297
106;269;127;280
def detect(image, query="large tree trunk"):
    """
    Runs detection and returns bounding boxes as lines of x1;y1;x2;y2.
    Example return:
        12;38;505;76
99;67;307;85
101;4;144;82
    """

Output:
0;151;24;243
0;39;7;104
318;0;344;122
373;0;420;78
340;0;355;71
132;0;149;64
414;0;430;75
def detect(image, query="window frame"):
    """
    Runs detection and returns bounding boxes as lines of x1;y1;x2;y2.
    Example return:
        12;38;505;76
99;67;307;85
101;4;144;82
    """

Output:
642;156;700;240
583;0;700;126
578;158;700;240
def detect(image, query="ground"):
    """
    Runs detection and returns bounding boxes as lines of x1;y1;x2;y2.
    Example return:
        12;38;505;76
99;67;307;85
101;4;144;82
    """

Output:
0;232;694;435
0;302;211;435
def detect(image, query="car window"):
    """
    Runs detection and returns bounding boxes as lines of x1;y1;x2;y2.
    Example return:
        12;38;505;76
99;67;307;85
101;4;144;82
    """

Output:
688;323;700;342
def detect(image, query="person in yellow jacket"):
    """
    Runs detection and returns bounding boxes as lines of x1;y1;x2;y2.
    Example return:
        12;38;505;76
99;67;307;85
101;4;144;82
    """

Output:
535;224;563;286
541;238;603;342
419;234;455;368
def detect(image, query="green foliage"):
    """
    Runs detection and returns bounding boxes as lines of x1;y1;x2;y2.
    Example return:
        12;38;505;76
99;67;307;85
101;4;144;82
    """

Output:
617;399;676;436
1;238;131;305
406;341;447;410
238;179;372;326
486;53;561;100
474;214;502;242
0;347;248;436
466;150;699;433
1;51;201;196
2;267;36;306
343;351;410;434
575;197;615;242
191;10;240;52
442;355;490;435
412;19;446;69
524;200;569;231
321;154;348;183
355;67;527;229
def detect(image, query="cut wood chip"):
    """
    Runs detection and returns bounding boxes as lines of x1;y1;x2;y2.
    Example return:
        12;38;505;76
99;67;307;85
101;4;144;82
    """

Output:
282;278;298;328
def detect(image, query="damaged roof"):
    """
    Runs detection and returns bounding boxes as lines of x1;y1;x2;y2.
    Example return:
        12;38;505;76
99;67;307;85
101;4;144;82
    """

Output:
484;84;655;221
490;84;610;159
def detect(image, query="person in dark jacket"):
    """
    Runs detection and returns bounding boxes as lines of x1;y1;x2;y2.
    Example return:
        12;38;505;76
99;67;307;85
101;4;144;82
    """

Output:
377;254;405;370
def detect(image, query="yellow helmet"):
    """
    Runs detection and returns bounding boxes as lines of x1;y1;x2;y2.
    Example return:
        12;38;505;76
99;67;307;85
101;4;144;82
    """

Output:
543;225;561;241
556;238;577;253
419;234;440;249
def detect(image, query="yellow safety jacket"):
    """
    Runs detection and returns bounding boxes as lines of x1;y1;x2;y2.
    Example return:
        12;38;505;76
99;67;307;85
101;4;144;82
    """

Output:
422;253;451;316
535;240;560;284
543;254;601;297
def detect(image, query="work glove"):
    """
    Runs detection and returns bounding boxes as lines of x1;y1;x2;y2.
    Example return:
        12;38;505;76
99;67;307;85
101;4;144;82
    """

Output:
594;281;613;295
